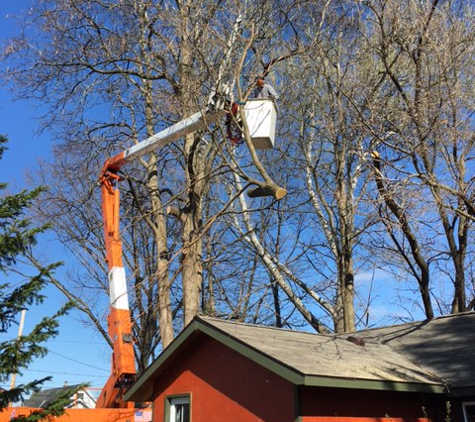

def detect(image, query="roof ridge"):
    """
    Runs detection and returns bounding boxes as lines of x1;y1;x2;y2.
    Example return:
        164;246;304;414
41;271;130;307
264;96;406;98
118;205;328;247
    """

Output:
199;312;475;341
197;315;336;338
356;311;475;336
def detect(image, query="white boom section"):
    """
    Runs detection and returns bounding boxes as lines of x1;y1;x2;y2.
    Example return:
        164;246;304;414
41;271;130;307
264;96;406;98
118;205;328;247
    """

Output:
109;267;129;310
122;109;226;163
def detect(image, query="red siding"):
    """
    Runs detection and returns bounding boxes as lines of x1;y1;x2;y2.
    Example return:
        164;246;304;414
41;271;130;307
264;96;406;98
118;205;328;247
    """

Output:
302;418;429;422
150;335;449;422
299;386;444;422
152;336;295;422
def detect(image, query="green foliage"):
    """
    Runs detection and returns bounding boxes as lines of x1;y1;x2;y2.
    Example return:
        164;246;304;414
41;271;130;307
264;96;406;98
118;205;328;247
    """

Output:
445;401;452;422
0;158;47;270
0;135;79;420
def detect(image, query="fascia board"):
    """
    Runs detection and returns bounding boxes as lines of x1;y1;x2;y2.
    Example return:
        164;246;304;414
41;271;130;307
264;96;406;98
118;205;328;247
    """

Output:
302;375;446;394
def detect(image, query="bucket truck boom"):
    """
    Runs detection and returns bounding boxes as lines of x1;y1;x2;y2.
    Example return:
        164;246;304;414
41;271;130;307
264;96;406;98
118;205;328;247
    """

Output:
96;108;226;409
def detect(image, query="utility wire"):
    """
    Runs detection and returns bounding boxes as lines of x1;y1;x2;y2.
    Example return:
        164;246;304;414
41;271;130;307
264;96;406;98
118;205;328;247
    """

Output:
48;350;109;372
20;369;108;378
0;335;104;345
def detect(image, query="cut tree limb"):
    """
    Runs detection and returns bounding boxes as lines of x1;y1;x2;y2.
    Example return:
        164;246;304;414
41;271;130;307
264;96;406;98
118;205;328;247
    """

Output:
247;183;287;199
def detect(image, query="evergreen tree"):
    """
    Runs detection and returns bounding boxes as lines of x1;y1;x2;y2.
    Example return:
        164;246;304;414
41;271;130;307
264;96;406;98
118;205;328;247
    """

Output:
0;135;79;420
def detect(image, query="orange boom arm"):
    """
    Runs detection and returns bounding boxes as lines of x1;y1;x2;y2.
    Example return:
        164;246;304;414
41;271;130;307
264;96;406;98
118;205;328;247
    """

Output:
96;152;136;408
96;109;226;408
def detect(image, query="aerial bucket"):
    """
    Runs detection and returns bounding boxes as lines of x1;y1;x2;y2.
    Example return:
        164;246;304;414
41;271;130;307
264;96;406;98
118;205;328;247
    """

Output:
244;99;277;150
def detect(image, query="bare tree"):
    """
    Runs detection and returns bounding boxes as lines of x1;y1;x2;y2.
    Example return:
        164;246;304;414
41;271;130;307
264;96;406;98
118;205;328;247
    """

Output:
363;0;475;316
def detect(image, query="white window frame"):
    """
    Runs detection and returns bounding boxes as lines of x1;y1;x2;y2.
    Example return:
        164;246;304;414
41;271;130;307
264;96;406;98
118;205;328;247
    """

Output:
463;401;475;422
167;395;191;422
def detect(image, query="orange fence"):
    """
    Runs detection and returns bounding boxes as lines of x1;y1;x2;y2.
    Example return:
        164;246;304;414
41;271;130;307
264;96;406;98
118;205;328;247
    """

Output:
0;407;152;422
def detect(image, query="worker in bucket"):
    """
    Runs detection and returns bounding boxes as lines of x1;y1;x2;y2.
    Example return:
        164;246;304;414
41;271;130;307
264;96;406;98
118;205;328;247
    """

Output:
254;77;279;101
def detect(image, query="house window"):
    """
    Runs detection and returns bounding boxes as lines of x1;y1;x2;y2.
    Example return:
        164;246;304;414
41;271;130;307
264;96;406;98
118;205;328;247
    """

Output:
166;395;190;422
463;402;475;422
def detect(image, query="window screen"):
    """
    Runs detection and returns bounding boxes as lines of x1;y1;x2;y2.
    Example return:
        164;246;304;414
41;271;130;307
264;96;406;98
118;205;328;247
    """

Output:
463;402;475;422
169;396;190;422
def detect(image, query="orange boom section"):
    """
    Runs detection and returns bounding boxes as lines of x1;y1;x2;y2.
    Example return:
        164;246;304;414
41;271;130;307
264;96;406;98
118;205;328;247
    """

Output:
97;151;136;408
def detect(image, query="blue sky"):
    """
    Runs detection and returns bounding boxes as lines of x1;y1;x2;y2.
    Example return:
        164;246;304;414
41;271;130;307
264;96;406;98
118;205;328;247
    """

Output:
1;2;111;394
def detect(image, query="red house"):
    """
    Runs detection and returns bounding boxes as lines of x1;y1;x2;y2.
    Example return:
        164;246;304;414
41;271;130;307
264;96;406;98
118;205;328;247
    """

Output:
125;312;475;422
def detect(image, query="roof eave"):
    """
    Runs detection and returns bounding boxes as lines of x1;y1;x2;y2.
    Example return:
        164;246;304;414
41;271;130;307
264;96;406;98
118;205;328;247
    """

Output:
303;375;445;394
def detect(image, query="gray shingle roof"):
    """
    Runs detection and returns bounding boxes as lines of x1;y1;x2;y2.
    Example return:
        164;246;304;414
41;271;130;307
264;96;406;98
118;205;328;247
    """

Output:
24;387;64;408
23;384;85;408
356;311;475;390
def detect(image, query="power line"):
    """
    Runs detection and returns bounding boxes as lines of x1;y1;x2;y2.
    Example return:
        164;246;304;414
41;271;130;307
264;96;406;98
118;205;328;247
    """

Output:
48;350;109;372
19;369;108;379
0;383;105;389
0;335;105;345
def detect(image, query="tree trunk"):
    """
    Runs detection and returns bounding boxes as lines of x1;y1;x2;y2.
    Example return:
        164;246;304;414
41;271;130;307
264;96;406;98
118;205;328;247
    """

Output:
181;133;205;325
143;68;174;346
